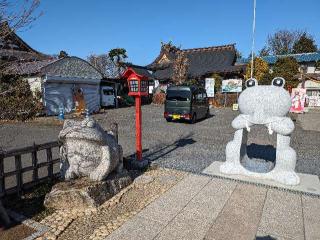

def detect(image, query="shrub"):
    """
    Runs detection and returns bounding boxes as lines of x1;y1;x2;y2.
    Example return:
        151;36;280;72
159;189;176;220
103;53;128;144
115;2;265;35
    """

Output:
245;57;269;81
118;94;134;107
214;93;239;107
0;76;43;121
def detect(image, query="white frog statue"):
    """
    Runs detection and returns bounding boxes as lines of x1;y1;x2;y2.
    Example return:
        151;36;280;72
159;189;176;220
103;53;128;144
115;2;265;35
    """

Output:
59;118;123;181
220;77;300;185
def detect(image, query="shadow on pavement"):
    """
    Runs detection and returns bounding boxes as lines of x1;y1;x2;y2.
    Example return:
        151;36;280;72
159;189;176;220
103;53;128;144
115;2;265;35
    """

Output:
255;236;277;240
142;133;196;162
247;143;276;162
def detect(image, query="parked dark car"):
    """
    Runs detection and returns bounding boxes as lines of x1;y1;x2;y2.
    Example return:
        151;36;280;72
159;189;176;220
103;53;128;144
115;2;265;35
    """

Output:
164;85;209;123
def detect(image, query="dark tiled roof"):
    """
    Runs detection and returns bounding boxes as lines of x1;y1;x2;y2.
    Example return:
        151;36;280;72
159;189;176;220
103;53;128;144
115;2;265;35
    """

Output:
146;44;240;80
41;57;102;79
126;65;153;79
3;57;102;79
0;22;51;61
2;59;56;75
0;49;51;61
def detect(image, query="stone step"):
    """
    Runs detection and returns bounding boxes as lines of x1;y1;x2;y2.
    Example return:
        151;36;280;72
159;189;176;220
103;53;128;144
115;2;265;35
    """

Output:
154;178;236;240
257;189;304;240
204;184;267;240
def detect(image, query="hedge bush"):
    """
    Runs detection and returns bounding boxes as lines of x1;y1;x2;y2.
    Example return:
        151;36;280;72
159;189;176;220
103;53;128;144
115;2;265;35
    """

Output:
0;77;43;121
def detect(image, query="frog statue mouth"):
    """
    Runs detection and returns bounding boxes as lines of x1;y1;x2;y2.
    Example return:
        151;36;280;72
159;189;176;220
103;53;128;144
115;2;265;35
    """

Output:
219;77;300;186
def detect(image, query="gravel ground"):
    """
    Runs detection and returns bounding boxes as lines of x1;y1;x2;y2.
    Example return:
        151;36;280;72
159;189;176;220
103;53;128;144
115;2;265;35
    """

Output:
0;105;319;178
0;220;35;240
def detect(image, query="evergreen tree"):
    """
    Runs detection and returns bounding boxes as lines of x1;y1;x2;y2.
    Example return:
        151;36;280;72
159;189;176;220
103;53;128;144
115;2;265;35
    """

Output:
108;48;128;77
58;50;68;58
272;57;299;88
292;33;318;54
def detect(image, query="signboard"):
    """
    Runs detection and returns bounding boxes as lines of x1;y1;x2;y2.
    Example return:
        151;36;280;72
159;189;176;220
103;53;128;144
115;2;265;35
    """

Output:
232;104;239;111
308;95;320;107
222;79;242;93
205;78;215;97
290;88;306;113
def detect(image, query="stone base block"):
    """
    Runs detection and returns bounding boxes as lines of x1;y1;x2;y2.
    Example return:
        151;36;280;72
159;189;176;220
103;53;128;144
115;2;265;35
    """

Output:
203;161;320;196
44;170;132;210
124;157;149;170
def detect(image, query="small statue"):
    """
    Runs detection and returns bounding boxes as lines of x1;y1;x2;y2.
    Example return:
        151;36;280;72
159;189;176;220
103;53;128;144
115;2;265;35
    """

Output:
220;77;299;185
59;118;123;181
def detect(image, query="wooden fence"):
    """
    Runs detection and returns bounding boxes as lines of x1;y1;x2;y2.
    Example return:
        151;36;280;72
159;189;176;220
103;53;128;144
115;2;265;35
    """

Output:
0;141;61;198
0;123;119;198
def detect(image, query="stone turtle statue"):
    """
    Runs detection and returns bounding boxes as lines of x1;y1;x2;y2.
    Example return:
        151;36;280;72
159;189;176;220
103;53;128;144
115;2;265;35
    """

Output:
220;77;300;185
59;118;123;181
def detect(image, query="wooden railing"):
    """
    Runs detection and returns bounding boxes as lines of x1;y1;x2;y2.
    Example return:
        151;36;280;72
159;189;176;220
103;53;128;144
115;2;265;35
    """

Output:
0;141;61;198
0;122;119;198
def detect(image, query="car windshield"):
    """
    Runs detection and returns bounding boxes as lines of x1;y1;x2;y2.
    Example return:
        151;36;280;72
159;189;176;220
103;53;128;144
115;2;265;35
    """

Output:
103;89;114;95
166;90;191;101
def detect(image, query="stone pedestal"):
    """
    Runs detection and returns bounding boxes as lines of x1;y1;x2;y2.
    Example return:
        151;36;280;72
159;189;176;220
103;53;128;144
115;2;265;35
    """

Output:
44;170;132;210
123;157;149;170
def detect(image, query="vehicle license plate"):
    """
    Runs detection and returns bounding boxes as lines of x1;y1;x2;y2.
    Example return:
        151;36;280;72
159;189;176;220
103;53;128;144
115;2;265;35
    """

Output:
172;114;180;120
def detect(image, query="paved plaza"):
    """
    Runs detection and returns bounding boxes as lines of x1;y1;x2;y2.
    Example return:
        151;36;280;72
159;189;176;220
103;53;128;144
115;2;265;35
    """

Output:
106;173;320;240
1;105;320;177
1;106;320;239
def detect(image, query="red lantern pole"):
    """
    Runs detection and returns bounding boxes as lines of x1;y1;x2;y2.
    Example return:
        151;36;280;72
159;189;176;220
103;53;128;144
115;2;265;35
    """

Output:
122;67;150;166
135;96;142;160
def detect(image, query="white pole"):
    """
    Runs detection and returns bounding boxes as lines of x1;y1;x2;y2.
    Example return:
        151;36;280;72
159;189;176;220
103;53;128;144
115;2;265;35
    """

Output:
250;0;257;79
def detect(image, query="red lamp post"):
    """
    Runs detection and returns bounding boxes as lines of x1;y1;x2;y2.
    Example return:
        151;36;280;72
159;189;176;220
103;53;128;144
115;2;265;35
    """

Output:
122;67;149;161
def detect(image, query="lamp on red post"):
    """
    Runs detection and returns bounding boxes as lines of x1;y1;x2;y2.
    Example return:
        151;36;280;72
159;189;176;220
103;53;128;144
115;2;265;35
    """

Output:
122;67;150;168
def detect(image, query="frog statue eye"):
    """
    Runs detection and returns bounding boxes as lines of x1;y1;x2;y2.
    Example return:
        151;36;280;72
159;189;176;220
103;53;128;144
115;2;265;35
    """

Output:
245;78;258;88
272;77;285;87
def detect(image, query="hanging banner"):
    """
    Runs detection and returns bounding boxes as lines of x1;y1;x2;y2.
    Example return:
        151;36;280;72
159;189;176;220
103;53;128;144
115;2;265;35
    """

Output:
290;88;306;113
205;78;215;97
222;79;242;93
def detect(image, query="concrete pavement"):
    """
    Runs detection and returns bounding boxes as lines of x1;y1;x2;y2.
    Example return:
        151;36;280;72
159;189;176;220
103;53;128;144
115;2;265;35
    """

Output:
105;173;320;240
298;109;320;132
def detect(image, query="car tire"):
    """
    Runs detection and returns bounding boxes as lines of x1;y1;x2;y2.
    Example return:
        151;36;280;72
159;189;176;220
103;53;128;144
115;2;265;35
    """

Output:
206;108;210;118
166;118;172;122
190;113;196;124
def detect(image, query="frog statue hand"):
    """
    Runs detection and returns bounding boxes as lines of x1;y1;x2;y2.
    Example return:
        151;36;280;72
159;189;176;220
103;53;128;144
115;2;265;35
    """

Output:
220;77;300;186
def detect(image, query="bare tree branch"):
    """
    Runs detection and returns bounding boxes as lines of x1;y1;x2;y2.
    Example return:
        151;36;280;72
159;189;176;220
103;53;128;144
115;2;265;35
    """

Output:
172;51;189;85
265;30;303;55
87;53;121;78
0;0;42;38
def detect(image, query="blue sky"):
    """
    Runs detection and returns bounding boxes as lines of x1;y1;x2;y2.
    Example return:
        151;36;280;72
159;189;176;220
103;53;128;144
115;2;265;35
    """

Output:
18;0;320;65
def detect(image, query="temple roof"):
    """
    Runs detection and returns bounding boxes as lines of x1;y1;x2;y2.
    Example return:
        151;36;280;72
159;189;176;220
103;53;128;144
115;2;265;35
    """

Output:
123;63;153;79
237;52;320;65
0;22;102;80
0;21;51;61
146;43;243;80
